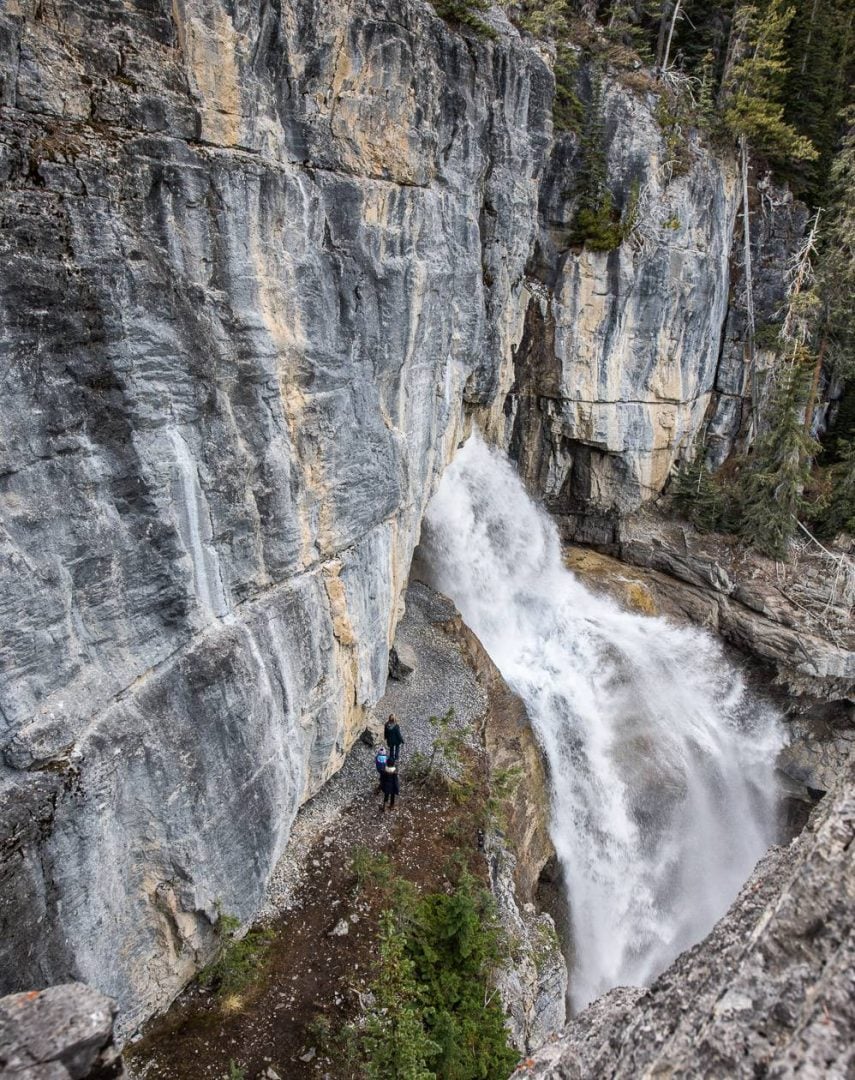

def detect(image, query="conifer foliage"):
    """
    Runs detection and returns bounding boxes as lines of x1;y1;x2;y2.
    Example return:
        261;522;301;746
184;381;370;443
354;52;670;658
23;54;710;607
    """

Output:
736;363;821;557
816;113;855;383
431;0;497;38
721;0;816;163
570;70;626;249
670;453;726;533
342;871;517;1080
517;0;854;555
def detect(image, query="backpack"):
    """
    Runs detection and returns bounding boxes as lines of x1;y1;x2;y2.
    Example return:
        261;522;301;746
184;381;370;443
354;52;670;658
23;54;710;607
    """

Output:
375;750;388;772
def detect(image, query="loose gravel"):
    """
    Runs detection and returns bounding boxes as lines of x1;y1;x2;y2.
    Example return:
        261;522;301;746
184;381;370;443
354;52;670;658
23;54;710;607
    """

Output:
260;582;487;918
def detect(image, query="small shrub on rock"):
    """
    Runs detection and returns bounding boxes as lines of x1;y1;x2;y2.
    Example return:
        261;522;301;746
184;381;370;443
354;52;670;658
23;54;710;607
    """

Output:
431;0;497;39
199;913;273;999
344;870;517;1080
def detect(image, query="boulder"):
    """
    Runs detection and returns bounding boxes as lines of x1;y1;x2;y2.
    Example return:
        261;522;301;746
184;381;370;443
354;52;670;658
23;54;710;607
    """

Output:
388;642;417;681
0;984;123;1079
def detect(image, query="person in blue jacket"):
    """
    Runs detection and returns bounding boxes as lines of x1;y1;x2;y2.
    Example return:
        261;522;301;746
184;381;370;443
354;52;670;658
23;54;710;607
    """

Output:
374;746;388;793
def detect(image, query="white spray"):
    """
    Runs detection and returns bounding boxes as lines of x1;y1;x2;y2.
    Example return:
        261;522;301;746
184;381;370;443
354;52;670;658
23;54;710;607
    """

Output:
422;435;783;1012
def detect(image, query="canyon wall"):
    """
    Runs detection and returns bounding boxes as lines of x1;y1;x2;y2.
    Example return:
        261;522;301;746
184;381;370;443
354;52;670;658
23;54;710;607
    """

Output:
0;0;799;1037
519;749;855;1079
505;74;741;543
0;0;551;1032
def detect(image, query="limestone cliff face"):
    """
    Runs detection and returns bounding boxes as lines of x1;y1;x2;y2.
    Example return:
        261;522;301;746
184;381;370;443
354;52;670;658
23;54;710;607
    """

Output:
0;0;551;1032
0;0;802;1039
504;73;742;542
707;179;810;467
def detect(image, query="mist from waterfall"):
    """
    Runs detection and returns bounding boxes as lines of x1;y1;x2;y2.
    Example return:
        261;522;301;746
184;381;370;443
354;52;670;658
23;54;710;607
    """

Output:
421;435;784;1013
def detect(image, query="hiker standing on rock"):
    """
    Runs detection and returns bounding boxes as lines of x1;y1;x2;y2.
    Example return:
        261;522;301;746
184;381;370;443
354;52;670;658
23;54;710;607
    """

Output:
380;763;399;812
384;714;404;763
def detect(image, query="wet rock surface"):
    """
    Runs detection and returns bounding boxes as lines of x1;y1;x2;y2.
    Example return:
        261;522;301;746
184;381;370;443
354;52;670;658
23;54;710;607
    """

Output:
570;511;855;703
517;751;855;1080
0;0;841;1056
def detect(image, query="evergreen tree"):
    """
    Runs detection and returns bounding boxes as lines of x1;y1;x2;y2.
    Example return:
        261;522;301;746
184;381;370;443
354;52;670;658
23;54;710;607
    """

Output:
604;1;654;58
350;873;516;1080
670;451;726;531
361;913;439;1080
782;0;854;200
811;440;855;539
519;0;574;37
570;69;627;248
431;0;497;38
816;111;855;383
404;873;515;1080
722;0;817;162
736;362;821;557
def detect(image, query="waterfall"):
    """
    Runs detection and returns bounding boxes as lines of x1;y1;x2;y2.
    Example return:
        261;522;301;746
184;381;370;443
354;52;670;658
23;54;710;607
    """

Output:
421;435;784;1013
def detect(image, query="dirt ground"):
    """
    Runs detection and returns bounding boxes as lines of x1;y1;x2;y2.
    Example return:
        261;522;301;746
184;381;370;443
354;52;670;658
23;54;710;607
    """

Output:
126;756;490;1080
125;584;503;1080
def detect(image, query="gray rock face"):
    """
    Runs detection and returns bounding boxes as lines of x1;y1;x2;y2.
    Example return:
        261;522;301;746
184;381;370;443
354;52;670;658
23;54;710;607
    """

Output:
0;0;551;1033
706;178;810;467
488;836;568;1055
0;0;824;1047
0;983;123;1079
432;593;567;1050
517;751;855;1079
504;72;741;541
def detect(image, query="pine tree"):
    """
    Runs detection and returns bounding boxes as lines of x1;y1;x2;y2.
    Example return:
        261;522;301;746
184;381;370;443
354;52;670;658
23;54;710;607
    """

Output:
519;0;574;37
736;362;821;558
554;43;586;132
722;0;817;162
807;114;855;539
670;451;726;531
696;49;719;128
782;0;854;200
812;440;855;539
605;1;654;58
361;913;439;1080
570;69;626;249
816;111;855;383
431;0;497;38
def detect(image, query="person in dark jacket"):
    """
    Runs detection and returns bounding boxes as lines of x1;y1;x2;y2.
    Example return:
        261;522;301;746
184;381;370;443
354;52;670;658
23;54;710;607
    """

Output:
384;714;404;763
380;764;399;811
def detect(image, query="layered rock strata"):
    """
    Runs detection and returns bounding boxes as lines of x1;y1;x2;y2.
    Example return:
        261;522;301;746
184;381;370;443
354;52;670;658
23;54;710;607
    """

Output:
0;0;822;1041
504;70;742;542
567;512;855;704
0;0;551;1032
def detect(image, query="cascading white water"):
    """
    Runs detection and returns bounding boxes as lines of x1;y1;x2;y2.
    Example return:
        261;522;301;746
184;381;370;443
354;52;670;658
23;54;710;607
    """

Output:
422;435;784;1013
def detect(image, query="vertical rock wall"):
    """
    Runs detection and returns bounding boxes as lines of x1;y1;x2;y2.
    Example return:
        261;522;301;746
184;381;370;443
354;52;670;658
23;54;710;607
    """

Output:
0;0;551;1032
0;0;802;1038
504;73;742;542
706;178;810;466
